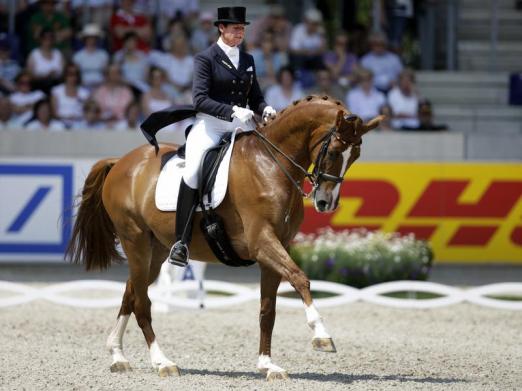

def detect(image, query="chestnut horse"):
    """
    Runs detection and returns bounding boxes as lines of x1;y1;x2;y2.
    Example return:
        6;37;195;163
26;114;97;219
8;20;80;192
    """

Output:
66;96;381;380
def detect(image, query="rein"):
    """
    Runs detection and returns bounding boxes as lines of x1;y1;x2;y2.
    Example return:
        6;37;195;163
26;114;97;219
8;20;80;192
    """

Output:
252;123;350;198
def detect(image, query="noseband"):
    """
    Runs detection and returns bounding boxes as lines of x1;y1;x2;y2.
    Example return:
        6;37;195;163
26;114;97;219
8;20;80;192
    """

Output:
253;121;360;198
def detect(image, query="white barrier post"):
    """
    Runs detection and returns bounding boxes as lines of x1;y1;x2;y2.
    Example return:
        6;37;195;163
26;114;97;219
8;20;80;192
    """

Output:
1;280;521;311
152;260;207;313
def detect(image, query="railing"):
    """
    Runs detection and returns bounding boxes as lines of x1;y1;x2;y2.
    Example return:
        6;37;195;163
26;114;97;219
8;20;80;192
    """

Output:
1;280;521;311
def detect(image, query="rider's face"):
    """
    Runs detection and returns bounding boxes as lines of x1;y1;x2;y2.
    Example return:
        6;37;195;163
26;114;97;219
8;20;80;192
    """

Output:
219;23;245;47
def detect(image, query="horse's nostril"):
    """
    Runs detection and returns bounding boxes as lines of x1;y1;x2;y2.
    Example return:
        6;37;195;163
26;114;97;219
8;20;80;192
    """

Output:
317;200;328;210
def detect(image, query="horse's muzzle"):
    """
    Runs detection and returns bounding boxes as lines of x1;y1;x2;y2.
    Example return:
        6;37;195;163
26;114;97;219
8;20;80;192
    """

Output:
313;190;337;213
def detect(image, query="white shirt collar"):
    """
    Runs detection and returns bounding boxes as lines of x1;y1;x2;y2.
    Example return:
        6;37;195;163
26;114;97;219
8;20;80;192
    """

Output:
217;37;239;57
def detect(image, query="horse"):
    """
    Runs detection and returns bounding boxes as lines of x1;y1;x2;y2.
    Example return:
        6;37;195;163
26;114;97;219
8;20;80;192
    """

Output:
66;95;382;380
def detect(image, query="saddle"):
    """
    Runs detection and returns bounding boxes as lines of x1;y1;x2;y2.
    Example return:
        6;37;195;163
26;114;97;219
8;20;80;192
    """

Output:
178;131;255;268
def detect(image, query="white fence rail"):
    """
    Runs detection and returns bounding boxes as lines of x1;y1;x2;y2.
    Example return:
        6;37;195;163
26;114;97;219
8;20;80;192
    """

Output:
1;280;522;310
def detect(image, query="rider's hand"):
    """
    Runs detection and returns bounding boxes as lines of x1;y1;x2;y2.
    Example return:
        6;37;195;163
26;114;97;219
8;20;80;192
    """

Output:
262;106;276;123
232;106;254;123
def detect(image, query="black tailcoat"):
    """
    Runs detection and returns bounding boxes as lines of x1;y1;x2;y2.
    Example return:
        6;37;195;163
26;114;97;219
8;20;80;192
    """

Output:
193;43;267;121
141;43;267;150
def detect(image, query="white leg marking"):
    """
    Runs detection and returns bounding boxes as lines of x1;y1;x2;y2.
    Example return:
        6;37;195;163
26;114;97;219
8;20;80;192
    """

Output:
106;315;130;365
149;340;176;370
329;147;351;211
305;304;331;339
257;354;287;379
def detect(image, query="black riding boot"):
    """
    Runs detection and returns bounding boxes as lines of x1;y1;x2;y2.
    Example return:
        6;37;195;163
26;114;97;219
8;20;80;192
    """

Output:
168;179;199;266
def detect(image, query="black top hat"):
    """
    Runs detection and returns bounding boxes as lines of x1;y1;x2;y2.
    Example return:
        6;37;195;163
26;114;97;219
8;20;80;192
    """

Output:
214;7;250;26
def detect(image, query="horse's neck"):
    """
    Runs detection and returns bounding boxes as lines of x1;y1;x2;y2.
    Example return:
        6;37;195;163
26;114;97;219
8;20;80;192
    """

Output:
262;103;333;168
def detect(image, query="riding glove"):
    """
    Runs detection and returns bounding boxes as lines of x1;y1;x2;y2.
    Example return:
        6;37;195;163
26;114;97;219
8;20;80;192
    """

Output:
262;106;277;123
232;106;254;123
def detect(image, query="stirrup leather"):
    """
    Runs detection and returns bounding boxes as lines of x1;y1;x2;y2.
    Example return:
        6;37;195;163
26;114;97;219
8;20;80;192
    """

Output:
168;241;189;267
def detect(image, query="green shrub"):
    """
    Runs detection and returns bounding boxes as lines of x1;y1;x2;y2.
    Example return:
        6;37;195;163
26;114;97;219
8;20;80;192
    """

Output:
290;228;434;288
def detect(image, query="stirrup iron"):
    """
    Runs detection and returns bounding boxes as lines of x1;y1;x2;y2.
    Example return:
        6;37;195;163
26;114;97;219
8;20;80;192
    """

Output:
168;241;189;267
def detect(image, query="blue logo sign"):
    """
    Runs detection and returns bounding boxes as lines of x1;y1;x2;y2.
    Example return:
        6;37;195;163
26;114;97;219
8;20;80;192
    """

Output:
0;164;73;254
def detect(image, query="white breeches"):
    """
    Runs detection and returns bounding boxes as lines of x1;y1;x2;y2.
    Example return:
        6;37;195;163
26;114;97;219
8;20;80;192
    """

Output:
182;113;254;189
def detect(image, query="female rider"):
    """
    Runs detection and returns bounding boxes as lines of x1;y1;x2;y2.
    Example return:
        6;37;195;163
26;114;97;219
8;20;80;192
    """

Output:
169;6;276;266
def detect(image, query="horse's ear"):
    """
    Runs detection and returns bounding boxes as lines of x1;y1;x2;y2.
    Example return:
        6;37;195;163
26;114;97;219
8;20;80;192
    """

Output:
361;115;385;134
335;110;344;128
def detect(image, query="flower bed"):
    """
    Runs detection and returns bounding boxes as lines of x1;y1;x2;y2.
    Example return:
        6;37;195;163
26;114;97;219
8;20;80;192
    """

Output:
290;229;434;288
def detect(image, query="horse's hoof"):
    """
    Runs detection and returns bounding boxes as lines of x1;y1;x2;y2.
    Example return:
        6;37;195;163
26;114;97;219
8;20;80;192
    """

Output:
266;370;289;381
312;337;337;353
158;364;181;377
110;361;132;373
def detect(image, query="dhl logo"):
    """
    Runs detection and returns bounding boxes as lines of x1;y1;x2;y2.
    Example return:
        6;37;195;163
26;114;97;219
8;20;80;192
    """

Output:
302;163;522;263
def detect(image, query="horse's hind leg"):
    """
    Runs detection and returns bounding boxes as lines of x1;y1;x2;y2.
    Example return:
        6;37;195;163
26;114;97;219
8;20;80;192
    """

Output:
106;279;133;372
257;265;288;381
115;233;179;377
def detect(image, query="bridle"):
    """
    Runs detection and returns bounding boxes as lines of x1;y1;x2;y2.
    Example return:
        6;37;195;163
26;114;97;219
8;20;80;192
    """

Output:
253;116;361;198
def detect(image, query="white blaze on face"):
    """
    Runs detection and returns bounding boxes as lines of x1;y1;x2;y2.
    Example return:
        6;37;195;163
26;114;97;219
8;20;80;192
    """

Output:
329;147;351;211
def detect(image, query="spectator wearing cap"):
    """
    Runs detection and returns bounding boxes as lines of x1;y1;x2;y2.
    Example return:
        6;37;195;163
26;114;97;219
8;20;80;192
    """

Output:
250;32;288;90
72;24;109;90
0;38;21;94
9;71;46;127
248;5;291;52
110;0;152;52
387;68;419;129
26;29;65;94
323;31;358;89
72;99;105;130
50;63;90;128
92;63;133;124
191;11;218;53
289;8;326;71
345;68;386;122
360;32;403;93
25;98;66;131
27;0;72;54
113;31;150;93
265;66;305;112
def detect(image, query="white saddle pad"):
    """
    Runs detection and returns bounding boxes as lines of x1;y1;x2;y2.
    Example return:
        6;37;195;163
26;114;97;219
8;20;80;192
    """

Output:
155;131;238;211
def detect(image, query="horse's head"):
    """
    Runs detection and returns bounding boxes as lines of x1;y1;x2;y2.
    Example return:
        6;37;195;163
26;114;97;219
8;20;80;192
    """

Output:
311;110;383;212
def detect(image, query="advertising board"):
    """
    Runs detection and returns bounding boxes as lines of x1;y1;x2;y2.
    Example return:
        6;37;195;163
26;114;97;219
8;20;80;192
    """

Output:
1;160;520;263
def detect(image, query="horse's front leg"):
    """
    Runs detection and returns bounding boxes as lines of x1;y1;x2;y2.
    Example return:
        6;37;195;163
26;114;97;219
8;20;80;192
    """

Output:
257;265;288;381
251;229;337;356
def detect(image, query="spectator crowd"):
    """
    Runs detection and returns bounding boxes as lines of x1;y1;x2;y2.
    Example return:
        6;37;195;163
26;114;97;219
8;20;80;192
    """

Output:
0;0;446;133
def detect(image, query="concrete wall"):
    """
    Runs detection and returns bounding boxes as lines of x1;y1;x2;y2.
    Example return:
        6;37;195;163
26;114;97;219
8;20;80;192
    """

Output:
1;130;520;161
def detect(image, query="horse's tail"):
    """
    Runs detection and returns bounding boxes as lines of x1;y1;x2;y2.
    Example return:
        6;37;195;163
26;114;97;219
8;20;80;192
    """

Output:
65;158;124;271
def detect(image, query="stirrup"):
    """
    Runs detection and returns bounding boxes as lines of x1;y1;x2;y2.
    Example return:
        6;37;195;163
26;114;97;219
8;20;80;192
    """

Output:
168;241;189;267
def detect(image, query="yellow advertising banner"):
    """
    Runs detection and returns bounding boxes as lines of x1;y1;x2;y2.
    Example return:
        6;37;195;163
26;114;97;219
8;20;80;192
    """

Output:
301;163;522;263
